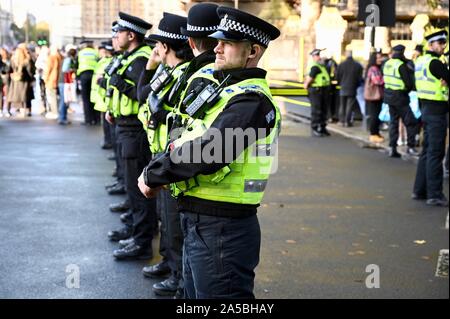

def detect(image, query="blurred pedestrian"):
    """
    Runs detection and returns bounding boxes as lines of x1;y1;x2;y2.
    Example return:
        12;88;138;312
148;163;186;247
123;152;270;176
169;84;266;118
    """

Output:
336;49;363;127
6;43;34;117
0;48;11;117
44;45;62;120
364;51;385;143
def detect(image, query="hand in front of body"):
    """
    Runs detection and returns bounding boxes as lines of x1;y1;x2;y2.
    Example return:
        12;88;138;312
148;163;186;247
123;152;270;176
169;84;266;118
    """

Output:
138;172;162;198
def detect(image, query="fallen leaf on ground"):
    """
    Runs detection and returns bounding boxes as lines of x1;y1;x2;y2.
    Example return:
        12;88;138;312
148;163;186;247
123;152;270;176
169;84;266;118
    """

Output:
286;240;296;244
414;240;427;245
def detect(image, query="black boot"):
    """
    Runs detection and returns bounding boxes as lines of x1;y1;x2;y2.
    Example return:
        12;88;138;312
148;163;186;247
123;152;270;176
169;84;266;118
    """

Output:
388;147;401;158
142;261;171;278
113;242;153;260
109;200;130;213
152;276;179;296
108;226;132;242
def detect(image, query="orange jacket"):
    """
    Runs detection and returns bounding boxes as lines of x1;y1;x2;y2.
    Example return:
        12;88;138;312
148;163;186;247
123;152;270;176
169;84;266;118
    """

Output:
44;53;62;89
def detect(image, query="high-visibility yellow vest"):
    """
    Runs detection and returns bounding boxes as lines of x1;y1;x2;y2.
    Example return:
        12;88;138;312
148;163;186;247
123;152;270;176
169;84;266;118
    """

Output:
170;77;281;205
383;58;406;91
138;62;190;153
92;56;112;112
415;54;449;101
110;46;152;117
77;47;98;76
307;62;331;87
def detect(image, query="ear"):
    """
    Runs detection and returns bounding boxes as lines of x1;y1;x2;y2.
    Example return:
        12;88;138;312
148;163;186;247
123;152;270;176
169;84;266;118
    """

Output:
188;38;195;50
248;44;260;59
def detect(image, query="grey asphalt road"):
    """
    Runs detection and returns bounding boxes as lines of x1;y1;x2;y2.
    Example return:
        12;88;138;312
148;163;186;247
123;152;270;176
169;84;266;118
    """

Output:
0;116;448;299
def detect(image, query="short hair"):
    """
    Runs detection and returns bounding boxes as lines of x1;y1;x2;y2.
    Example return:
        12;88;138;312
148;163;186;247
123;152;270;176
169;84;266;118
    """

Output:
192;37;217;52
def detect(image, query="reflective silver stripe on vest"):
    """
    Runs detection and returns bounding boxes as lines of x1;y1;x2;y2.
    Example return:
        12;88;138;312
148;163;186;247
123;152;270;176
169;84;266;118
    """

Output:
418;90;437;95
244;180;268;193
386;83;404;88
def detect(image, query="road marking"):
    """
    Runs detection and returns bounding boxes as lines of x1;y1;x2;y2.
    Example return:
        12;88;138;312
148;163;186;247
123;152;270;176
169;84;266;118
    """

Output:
435;249;449;278
445;213;448;230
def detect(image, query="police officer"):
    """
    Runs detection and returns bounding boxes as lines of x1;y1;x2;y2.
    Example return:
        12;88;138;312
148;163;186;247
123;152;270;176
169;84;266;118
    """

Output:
136;12;193;297
138;6;281;299
92;40;114;149
304;49;331;137
77;39;99;125
105;21;128;202
383;44;419;157
412;30;449;207
138;2;220;294
104;12;157;260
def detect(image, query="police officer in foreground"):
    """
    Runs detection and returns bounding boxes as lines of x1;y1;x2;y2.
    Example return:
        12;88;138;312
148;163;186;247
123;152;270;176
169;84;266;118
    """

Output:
412;30;449;207
383;44;419;157
77;39;99;125
138;6;281;299
304;49;331;137
138;2;220;295
104;12;157;260
136;12;193;297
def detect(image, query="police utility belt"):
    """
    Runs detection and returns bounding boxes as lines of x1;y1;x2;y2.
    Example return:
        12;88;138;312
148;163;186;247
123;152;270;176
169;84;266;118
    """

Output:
115;116;142;127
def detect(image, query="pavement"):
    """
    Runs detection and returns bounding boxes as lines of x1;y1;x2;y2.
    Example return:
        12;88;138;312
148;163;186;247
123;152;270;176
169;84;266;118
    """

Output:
0;100;448;299
276;95;429;164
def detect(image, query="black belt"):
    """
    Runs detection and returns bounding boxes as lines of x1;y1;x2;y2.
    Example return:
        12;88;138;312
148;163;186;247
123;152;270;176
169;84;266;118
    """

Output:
116;116;141;127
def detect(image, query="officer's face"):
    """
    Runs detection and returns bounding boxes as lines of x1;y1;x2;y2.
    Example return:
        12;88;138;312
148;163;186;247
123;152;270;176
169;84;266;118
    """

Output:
214;40;252;70
116;30;131;51
430;40;447;55
155;41;168;63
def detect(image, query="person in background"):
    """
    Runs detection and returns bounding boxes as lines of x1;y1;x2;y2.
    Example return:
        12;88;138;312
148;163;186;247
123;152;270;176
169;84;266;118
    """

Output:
304;49;331;137
324;52;339;123
364;51;385;143
44;45;62;120
6;44;34;117
412;30;449;207
336;49;363;127
58;46;77;125
35;45;49;115
77;39;99;125
383;45;419;157
0;48;11;117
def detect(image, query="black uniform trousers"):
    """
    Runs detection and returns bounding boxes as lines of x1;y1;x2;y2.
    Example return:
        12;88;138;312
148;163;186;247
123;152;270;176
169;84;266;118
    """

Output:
79;71;95;124
116;124;157;247
308;87;329;132
181;211;260;299
388;103;419;148
413;106;448;200
111;123;125;186
101;112;113;146
157;187;183;280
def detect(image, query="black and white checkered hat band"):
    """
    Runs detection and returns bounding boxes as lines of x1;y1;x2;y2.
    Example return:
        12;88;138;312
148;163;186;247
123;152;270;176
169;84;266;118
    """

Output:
218;17;271;46
118;18;148;35
157;29;188;40
187;23;218;32
428;34;447;43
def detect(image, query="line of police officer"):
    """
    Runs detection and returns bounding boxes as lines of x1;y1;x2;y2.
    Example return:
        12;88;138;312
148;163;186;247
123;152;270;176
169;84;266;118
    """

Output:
90;4;281;299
